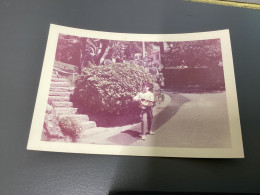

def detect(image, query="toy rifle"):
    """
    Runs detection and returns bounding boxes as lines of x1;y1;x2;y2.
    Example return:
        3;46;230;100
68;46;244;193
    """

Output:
140;98;154;107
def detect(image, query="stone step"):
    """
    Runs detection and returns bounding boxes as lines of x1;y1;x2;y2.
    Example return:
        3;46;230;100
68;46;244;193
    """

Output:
58;114;89;121
51;78;68;82
50;87;74;92
80;121;97;129
80;127;109;138
74;116;90;121
55;107;78;115
52;101;73;107
51;82;71;88
49;91;72;96
79;127;124;144
48;96;70;102
79;124;137;144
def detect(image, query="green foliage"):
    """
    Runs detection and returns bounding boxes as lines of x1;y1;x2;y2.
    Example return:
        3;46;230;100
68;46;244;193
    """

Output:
163;39;222;68
72;63;155;115
59;117;83;142
124;42;142;60
55;34;81;66
56;34;143;68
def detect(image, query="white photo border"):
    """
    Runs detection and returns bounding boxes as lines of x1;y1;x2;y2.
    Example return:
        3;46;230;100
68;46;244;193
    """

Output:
27;24;244;158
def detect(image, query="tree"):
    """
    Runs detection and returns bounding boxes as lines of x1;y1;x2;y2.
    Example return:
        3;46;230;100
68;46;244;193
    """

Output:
55;35;145;72
124;41;142;60
55;34;80;65
83;38;109;65
159;42;165;65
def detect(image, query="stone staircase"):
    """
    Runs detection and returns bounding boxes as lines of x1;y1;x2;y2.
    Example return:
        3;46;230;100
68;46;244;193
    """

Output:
48;70;172;144
49;71;97;135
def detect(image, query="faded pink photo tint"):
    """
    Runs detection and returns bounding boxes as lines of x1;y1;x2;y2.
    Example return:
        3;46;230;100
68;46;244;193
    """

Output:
27;25;243;158
43;34;230;148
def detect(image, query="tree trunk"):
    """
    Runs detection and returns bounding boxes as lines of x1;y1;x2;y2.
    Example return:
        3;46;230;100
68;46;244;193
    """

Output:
95;40;109;65
159;42;165;66
79;38;86;73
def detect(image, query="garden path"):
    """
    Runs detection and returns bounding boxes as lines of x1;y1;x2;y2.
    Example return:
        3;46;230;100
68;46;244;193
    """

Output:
78;91;231;148
78;93;172;144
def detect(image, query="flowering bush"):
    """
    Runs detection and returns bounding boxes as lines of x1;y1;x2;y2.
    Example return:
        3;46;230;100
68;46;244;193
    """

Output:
72;63;155;115
59;117;83;142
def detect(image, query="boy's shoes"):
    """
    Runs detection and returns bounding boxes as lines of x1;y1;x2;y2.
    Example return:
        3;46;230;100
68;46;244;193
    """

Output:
141;135;146;140
148;131;154;135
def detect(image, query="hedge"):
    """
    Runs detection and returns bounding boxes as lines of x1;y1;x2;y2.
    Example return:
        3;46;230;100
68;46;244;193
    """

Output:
72;63;155;115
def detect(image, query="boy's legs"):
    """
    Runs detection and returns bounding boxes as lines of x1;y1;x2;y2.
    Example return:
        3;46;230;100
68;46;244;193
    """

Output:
147;108;154;135
140;110;147;140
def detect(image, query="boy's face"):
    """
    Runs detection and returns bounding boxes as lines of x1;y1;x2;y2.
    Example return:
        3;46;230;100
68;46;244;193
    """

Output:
142;85;149;92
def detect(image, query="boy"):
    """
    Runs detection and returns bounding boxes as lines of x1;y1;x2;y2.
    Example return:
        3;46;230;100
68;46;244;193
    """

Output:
133;82;155;140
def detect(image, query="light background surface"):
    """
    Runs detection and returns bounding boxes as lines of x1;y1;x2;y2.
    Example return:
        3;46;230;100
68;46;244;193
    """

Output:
0;0;260;194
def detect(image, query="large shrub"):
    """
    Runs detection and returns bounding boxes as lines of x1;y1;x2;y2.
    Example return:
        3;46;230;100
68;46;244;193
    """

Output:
59;117;83;142
72;63;155;115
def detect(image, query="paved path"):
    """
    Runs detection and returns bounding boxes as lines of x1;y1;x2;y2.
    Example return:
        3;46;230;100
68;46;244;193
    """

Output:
78;94;171;144
79;91;231;148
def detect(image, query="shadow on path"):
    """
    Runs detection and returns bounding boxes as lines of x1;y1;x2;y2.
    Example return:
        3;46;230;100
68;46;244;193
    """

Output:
121;130;141;139
107;129;142;145
107;92;190;145
78;109;140;128
151;92;190;131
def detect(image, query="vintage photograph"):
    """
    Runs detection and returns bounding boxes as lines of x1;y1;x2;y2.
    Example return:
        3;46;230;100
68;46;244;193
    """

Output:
27;24;244;158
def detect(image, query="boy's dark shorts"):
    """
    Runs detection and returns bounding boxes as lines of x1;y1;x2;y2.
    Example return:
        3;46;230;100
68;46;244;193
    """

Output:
140;106;153;120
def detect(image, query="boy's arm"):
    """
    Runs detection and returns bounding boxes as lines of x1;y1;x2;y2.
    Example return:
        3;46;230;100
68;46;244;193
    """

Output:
148;93;155;106
133;93;141;101
149;92;155;102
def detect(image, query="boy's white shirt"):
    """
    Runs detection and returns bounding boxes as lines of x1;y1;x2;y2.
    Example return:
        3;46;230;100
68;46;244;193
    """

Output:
134;91;154;106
